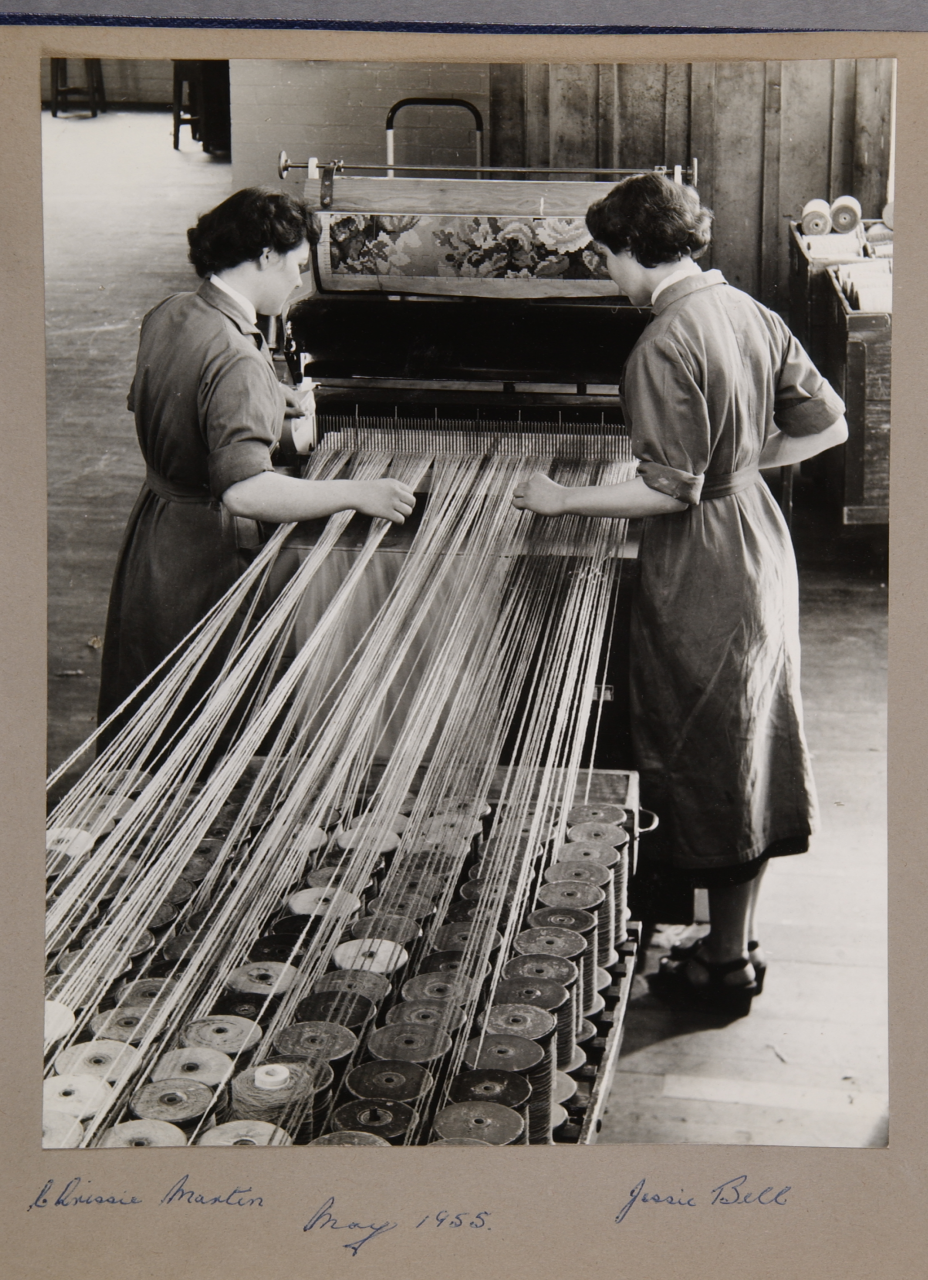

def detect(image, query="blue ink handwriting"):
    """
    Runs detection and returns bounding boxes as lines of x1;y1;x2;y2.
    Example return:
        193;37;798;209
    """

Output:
616;1176;790;1224
304;1195;398;1256
415;1210;491;1229
27;1178;142;1210
161;1174;263;1207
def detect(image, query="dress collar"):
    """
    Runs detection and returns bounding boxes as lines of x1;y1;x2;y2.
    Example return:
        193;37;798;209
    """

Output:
651;268;728;315
197;277;261;335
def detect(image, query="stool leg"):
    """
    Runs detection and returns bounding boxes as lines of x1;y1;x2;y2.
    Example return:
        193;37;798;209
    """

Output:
173;63;182;149
51;58;64;118
84;60;97;118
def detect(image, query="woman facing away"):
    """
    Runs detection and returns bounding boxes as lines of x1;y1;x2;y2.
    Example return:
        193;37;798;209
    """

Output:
97;187;414;735
512;173;848;1016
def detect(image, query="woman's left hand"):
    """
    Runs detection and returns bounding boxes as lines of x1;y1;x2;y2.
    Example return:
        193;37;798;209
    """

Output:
282;387;307;419
512;473;567;516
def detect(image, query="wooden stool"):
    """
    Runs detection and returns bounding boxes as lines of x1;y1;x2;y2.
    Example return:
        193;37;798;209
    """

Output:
172;60;201;150
50;59;107;118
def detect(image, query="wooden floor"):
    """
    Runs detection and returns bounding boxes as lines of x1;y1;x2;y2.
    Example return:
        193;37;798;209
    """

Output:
44;110;889;1146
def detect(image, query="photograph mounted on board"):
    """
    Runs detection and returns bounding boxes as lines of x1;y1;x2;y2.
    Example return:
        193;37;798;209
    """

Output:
43;55;890;1150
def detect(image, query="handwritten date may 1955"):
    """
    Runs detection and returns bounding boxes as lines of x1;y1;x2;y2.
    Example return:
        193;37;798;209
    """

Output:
304;1196;491;1256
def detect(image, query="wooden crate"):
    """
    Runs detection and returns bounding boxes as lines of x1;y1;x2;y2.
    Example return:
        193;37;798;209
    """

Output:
821;266;891;525
788;220;869;368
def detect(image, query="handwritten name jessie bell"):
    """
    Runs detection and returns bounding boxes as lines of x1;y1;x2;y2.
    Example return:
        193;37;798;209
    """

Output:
616;1175;791;1223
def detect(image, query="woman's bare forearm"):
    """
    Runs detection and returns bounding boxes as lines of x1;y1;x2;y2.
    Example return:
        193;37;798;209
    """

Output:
513;473;686;519
222;472;415;523
759;416;849;469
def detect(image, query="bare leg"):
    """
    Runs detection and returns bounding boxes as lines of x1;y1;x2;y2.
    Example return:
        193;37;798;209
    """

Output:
685;876;762;988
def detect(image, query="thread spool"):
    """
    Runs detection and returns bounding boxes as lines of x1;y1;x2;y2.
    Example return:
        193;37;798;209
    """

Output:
463;1031;544;1076
54;1040;141;1083
492;979;573;1076
129;1078;215;1132
231;1060;331;1137
44;1000;75;1044
225;961;300;997
295;990;375;1031
333;938;409;974
401;972;470;1004
418;951;492;983
116;977;178;1007
305;864;376;892
830;194;862;233
567;820;627;847
366;1023;454;1064
100;1119;187;1147
182;1015;263;1054
441;900;480;923
801;198;833;235
565;802;627;827
335;823;399;855
287;886;362;920
555;1072;577;1105
332;1098;416;1143
148;902;178;929
385;1000;467;1033
448;1069;531;1111
196;1119;292;1145
90;1004;163;1044
527;906;599;1017
345;1060;434;1103
309;1130;391;1146
479;1005;557;1143
538;877;613;968
350;914;421;945
346;810;409;835
42;1111;85;1148
432;1100;523;1145
272;1021;358;1062
164;877;195;906
151;1047;235;1087
367;891;436;920
247;936;304;963
554;841;621;867
312;968;393;1003
44;1073;114;1121
210;990;284;1025
432;922;503;953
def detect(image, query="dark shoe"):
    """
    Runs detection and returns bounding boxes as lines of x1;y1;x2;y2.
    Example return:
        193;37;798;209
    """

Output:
647;954;758;1017
669;937;766;994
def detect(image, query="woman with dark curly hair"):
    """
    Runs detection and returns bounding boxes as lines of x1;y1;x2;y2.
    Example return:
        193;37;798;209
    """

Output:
98;187;414;729
513;173;848;1015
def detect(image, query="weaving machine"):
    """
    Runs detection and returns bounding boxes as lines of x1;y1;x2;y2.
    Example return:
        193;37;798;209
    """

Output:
43;154;693;1149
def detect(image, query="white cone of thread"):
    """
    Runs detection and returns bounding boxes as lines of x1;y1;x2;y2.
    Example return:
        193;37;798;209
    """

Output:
42;1110;84;1148
44;1074;114;1119
254;1064;292;1091
830;194;862;232
54;1039;140;1082
44;1000;75;1044
335;823;399;853
287;886;362;918
225;961;300;995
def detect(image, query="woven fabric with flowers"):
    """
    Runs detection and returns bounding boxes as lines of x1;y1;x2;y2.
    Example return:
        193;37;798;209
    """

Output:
318;213;615;296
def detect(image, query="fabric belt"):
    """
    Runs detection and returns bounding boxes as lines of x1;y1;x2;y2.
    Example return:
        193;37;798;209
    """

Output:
700;466;761;500
145;467;213;505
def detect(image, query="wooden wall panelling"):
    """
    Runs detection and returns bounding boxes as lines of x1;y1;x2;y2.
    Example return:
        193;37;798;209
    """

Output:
615;63;669;171
488;64;526;170
664;62;692;169
707;61;767;296
778;60;837;313
549;63;600;175
760;61;783;308
854;58;894;217
829;59;857;200
524;64;551;171
689;62;716;270
596;63;619;170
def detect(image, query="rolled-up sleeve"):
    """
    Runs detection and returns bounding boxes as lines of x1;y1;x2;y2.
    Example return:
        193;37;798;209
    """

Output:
198;348;284;498
624;335;711;506
773;324;845;437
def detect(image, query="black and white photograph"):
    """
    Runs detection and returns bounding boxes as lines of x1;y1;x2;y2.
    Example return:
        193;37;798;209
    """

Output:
42;54;890;1154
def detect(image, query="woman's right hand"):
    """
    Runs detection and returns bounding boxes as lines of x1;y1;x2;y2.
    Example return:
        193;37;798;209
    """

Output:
352;478;416;523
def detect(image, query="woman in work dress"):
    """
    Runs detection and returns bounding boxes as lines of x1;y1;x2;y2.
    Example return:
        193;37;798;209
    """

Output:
512;173;847;1015
98;187;414;734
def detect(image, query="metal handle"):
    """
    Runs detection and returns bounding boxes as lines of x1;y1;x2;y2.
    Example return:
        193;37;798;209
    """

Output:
637;808;660;834
385;97;484;179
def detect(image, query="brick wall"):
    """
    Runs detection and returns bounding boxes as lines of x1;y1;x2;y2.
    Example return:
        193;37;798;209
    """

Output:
230;61;489;194
41;58;173;106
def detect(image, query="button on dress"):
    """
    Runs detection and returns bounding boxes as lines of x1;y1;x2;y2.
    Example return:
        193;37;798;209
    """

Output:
98;279;286;728
624;270;845;875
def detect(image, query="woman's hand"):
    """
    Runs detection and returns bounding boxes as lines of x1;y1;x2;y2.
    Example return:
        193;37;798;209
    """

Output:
351;479;416;523
512;473;566;516
282;387;307;419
